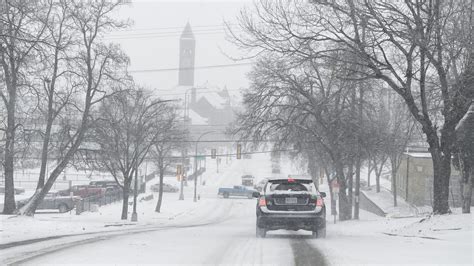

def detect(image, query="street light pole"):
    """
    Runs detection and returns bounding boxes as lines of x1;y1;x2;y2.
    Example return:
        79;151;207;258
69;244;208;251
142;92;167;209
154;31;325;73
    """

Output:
179;149;186;200
193;131;214;202
131;163;138;221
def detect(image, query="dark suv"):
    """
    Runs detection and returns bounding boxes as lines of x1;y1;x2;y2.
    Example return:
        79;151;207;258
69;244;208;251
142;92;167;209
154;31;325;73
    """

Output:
253;178;326;238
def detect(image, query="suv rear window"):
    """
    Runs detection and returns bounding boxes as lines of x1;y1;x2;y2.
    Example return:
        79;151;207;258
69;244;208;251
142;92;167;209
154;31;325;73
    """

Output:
266;182;314;192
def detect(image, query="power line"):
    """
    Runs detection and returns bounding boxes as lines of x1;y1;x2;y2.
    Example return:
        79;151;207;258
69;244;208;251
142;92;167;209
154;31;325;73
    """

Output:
129;62;251;73
104;31;235;40
106;27;239;38
114;23;238;33
155;88;243;97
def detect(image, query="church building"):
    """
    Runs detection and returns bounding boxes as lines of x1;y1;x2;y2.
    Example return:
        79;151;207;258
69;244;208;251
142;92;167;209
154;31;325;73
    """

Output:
177;23;235;128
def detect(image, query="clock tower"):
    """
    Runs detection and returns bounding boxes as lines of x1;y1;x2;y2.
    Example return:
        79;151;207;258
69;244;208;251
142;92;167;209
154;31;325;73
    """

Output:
178;22;195;86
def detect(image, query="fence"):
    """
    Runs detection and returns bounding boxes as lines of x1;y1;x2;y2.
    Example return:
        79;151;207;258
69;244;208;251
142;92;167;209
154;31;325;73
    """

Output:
75;190;122;215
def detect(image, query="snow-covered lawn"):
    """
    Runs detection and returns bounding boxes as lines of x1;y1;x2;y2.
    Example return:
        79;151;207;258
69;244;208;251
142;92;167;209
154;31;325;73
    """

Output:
316;200;473;265
0;186;215;244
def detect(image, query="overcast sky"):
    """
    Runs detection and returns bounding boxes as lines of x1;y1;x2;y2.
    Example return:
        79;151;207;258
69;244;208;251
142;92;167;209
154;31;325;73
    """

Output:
108;0;254;101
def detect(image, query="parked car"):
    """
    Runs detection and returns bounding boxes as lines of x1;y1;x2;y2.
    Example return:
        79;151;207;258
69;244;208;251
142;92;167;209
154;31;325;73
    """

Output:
17;192;80;213
218;185;257;198
89;180;117;187
150;183;179;193
0;186;25;195
58;185;106;198
253;178;326;239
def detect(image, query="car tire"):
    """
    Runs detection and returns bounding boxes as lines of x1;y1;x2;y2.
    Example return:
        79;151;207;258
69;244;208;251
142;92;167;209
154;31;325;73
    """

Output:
256;226;266;238
223;192;229;198
58;204;69;213
312;227;326;239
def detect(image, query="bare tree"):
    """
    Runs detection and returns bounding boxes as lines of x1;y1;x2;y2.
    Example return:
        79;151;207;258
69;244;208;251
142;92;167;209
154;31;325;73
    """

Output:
0;1;52;214
234;55;364;220
17;0;129;216
231;0;473;214
92;88;171;219
152;107;188;213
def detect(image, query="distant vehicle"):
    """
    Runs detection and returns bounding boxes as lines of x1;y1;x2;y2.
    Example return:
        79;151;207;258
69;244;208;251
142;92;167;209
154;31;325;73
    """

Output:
89;181;122;193
89;180;117;187
150;183;179;193
241;175;255;186
0;186;25;195
218;185;257;199
254;178;269;192
253;178;326;238
58;185;106;198
17;192;80;213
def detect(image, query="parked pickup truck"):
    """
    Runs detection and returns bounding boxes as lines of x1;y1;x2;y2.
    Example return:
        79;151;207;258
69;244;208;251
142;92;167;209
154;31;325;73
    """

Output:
218;185;257;199
17;192;80;213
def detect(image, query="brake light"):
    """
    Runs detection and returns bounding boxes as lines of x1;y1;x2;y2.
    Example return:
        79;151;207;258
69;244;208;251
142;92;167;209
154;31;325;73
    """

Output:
288;178;295;182
316;197;324;207
258;197;266;206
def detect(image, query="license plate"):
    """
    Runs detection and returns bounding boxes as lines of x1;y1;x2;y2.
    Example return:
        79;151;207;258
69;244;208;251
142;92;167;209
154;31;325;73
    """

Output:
285;197;297;204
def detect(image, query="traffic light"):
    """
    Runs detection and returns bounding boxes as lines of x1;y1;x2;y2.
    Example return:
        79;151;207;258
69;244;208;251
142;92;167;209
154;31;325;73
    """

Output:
236;144;242;159
211;149;216;159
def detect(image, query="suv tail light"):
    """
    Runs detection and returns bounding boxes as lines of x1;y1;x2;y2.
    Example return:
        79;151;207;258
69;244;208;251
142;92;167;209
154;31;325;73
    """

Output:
258;197;266;207
316;197;324;207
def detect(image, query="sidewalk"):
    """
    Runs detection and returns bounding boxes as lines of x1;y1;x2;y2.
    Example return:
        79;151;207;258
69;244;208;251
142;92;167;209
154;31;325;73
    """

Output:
361;186;420;217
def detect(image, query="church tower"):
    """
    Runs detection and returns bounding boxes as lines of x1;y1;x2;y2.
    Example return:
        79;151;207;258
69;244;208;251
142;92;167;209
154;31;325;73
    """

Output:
178;22;195;86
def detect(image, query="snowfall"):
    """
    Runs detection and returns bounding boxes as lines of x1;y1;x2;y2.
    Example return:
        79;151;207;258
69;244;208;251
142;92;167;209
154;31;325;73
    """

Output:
0;153;472;265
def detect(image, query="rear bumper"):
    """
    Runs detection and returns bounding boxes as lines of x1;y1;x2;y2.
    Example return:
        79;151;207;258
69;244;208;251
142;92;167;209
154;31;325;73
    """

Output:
257;208;326;231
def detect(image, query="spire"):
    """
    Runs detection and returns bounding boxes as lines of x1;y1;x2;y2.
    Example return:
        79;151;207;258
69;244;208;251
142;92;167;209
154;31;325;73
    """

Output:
181;22;194;39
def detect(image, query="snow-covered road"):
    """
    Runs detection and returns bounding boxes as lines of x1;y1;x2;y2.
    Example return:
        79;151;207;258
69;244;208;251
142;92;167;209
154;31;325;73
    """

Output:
19;196;325;265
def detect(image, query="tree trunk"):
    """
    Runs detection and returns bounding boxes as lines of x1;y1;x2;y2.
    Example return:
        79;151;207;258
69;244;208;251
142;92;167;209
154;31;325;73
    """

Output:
36;103;54;190
354;157;361;219
460;166;472;213
348;161;353;211
3;127;16;214
324;167;336;217
430;143;452;214
336;163;351;221
3;84;17;214
374;160;381;193
121;180;131;220
367;159;372;187
36;78;57;190
155;162;165;213
390;155;398;207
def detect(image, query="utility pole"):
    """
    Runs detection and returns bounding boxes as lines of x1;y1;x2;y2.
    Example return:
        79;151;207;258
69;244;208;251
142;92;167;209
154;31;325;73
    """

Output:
193;131;214;202
354;14;368;220
131;164;138;221
179;150;185;200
